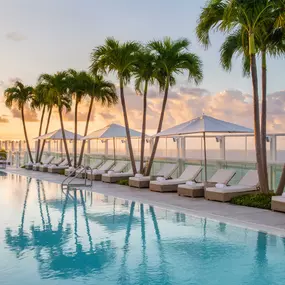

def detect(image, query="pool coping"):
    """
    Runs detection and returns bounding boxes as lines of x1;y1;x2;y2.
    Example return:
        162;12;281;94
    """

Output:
3;167;285;238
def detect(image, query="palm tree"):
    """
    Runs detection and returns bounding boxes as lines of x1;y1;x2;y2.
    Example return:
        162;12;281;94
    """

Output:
4;81;35;163
196;0;275;193
31;83;49;163
220;24;285;193
90;37;141;174
77;74;118;166
66;69;90;168
145;37;203;176
133;48;156;173
38;72;72;166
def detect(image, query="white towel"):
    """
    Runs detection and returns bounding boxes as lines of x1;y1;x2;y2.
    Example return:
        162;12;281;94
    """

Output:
282;192;285;197
108;170;114;175
68;167;75;171
156;177;166;181
135;173;143;178
216;183;226;189
36;163;41;166
186;181;196;186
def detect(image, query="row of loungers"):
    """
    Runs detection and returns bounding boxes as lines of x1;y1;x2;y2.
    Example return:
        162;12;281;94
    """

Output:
25;157;285;212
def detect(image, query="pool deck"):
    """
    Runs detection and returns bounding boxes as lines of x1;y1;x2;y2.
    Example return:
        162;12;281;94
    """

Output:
4;167;285;237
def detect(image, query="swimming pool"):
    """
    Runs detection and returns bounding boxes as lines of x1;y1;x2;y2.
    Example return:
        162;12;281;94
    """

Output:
0;171;284;285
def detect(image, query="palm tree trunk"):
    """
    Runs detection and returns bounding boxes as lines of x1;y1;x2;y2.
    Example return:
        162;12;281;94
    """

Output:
145;80;169;176
21;105;33;163
140;81;148;173
74;99;79;168
261;50;269;192
59;107;71;166
36;105;46;163
78;97;94;166
276;164;285;195
120;78;137;174
39;107;52;162
250;53;267;193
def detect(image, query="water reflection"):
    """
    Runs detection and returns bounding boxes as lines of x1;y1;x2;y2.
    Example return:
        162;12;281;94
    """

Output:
2;176;285;285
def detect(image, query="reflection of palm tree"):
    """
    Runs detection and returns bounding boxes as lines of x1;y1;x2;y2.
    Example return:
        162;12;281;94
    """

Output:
5;178;32;257
149;206;171;285
36;189;115;279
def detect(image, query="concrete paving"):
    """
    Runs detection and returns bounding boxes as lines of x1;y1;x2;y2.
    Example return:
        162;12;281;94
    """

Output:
3;167;285;237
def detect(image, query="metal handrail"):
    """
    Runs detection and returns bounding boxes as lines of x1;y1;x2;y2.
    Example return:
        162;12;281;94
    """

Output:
61;165;93;189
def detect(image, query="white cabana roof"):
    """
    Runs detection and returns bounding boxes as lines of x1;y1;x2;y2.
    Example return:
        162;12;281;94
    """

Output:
82;123;145;140
156;115;253;137
34;129;83;140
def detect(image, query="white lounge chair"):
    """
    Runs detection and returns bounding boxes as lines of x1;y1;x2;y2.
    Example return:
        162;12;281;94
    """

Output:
64;159;103;177
102;161;143;183
129;163;178;188
271;194;285;213
47;158;72;174
87;160;115;181
178;169;236;198
31;156;55;171
25;155;54;170
101;161;130;183
205;170;259;202
149;165;202;192
39;157;65;172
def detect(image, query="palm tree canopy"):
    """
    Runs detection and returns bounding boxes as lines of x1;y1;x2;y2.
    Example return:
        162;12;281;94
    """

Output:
38;72;72;111
148;37;203;89
133;48;156;94
4;81;34;110
90;37;141;85
86;74;118;107
31;83;50;110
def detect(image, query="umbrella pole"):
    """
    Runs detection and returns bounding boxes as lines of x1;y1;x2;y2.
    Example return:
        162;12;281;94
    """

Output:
113;137;116;161
203;132;207;182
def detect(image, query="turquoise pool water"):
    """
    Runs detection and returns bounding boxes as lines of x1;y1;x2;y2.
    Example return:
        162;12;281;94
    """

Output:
0;172;284;285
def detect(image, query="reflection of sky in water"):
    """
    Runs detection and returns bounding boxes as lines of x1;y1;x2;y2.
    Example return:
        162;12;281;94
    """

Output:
0;172;285;285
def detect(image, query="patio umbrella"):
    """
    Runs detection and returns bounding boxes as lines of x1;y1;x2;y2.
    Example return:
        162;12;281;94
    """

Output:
155;115;253;182
34;129;83;140
82;123;147;160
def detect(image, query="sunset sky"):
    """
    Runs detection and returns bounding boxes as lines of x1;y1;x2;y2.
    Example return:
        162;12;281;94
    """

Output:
0;0;285;140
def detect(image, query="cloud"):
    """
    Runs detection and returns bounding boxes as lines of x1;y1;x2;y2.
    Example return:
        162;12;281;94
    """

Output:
0;116;9;123
10;105;38;122
6;32;27;42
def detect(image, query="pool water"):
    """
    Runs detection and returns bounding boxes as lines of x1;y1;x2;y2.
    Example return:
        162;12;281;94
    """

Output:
0;172;284;285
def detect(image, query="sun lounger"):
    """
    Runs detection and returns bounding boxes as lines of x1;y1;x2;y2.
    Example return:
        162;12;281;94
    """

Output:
64;159;103;177
47;158;71;174
271;195;285;213
101;161;130;183
39;157;64;172
26;155;54;170
129;163;178;188
178;169;236;198
149;165;202;192
205;170;259;202
102;161;143;183
31;156;55;171
87;160;115;181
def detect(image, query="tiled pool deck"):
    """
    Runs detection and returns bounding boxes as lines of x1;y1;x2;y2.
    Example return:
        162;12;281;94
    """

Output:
3;167;285;237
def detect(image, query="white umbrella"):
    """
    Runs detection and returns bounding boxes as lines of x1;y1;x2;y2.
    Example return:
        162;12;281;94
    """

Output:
82;124;146;160
155;115;253;181
34;129;83;140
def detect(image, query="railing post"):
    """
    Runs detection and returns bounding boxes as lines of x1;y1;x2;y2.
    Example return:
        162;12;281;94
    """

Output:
47;141;51;153
219;136;226;160
87;140;91;154
104;140;108;157
15;152;20;168
270;135;277;190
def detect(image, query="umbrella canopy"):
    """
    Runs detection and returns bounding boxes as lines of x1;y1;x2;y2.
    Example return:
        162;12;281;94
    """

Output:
156;115;253;137
82;123;144;140
156;115;253;181
34;129;83;140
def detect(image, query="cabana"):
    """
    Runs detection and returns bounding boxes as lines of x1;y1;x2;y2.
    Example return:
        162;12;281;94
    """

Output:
154;115;253;188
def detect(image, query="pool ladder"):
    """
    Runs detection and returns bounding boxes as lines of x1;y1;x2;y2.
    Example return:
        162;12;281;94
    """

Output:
61;166;93;190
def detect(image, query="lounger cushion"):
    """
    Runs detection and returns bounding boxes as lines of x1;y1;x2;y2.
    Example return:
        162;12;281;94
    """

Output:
129;176;151;182
178;183;205;190
150;179;187;186
206;185;256;193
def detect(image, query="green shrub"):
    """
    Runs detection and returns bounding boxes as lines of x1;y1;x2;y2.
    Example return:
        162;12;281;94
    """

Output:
20;165;25;169
117;179;129;186
0;149;7;160
58;169;65;175
230;192;275;210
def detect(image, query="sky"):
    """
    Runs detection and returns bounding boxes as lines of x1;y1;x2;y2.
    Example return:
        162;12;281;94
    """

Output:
0;0;285;140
